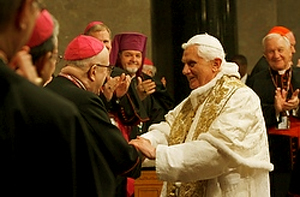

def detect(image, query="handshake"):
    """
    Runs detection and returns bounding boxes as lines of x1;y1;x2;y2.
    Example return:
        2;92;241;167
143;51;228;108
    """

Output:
129;136;156;160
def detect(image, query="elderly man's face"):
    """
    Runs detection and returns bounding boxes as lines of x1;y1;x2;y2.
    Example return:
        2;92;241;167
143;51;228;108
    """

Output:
92;47;110;95
90;30;112;54
119;50;142;75
181;45;220;89
264;36;292;71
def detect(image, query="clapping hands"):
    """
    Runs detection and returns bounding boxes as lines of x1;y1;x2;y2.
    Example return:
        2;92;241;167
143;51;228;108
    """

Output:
136;77;156;100
274;88;300;115
102;73;131;101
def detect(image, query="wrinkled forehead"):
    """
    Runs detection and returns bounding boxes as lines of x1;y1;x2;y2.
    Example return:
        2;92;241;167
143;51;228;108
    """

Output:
182;45;201;61
264;34;290;51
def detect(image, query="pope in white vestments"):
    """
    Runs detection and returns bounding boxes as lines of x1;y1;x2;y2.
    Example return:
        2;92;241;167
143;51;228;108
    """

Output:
130;33;273;197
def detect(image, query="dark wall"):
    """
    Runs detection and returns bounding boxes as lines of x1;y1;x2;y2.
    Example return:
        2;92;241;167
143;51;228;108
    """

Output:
150;0;174;102
152;0;237;104
44;0;300;104
236;0;300;73
44;0;152;75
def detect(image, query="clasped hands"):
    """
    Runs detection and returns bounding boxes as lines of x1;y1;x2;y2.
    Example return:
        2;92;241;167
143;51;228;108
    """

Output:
274;88;300;115
129;136;156;160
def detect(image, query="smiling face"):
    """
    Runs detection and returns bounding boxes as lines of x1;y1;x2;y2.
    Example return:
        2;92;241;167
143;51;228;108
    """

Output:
181;45;221;89
119;50;142;75
263;34;292;71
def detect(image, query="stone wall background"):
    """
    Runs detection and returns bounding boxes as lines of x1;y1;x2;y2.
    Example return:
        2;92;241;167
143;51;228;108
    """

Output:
45;0;151;73
45;0;300;101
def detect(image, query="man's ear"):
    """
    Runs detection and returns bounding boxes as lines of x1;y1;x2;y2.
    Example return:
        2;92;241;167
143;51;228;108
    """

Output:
212;58;222;72
35;51;52;75
87;64;97;81
16;0;38;30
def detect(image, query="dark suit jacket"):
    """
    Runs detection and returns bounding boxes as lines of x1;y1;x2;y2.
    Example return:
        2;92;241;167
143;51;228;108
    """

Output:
139;73;173;135
143;73;174;113
248;56;269;79
46;76;143;196
108;67;166;137
102;67;150;126
0;60;115;196
246;67;300;128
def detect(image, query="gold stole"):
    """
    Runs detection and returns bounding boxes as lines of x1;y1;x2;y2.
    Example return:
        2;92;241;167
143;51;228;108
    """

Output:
166;75;244;197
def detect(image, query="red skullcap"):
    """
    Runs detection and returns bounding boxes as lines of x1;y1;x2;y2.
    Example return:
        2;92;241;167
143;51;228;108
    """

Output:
268;26;291;36
83;21;103;34
27;9;54;48
144;58;153;66
109;32;147;66
64;35;105;61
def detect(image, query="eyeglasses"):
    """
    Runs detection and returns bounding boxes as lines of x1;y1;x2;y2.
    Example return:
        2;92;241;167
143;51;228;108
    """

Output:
50;53;63;64
94;64;114;74
56;55;63;64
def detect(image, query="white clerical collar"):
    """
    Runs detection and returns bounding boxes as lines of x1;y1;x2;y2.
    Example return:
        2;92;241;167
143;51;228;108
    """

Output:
278;69;287;75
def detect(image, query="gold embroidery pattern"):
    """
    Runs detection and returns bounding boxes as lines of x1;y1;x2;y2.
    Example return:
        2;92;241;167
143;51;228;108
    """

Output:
168;90;210;146
167;75;244;197
193;75;244;139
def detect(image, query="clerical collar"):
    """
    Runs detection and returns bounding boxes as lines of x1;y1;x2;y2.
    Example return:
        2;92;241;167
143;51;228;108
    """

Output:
278;69;287;75
269;67;293;92
58;72;87;90
270;67;291;76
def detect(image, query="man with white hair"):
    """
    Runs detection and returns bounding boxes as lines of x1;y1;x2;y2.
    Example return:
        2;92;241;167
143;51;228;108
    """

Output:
129;33;273;196
247;32;300;197
247;32;300;129
248;25;297;79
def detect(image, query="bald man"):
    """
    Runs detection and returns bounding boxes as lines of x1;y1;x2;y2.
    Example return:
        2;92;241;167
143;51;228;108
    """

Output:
247;31;300;197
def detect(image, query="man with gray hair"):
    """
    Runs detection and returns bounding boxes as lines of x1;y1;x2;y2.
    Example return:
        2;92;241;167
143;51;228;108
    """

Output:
129;33;273;196
248;25;297;79
247;31;300;197
247;32;300;129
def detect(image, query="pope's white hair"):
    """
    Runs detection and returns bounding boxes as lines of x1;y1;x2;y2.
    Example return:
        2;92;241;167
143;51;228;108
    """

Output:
182;33;240;77
182;33;226;62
